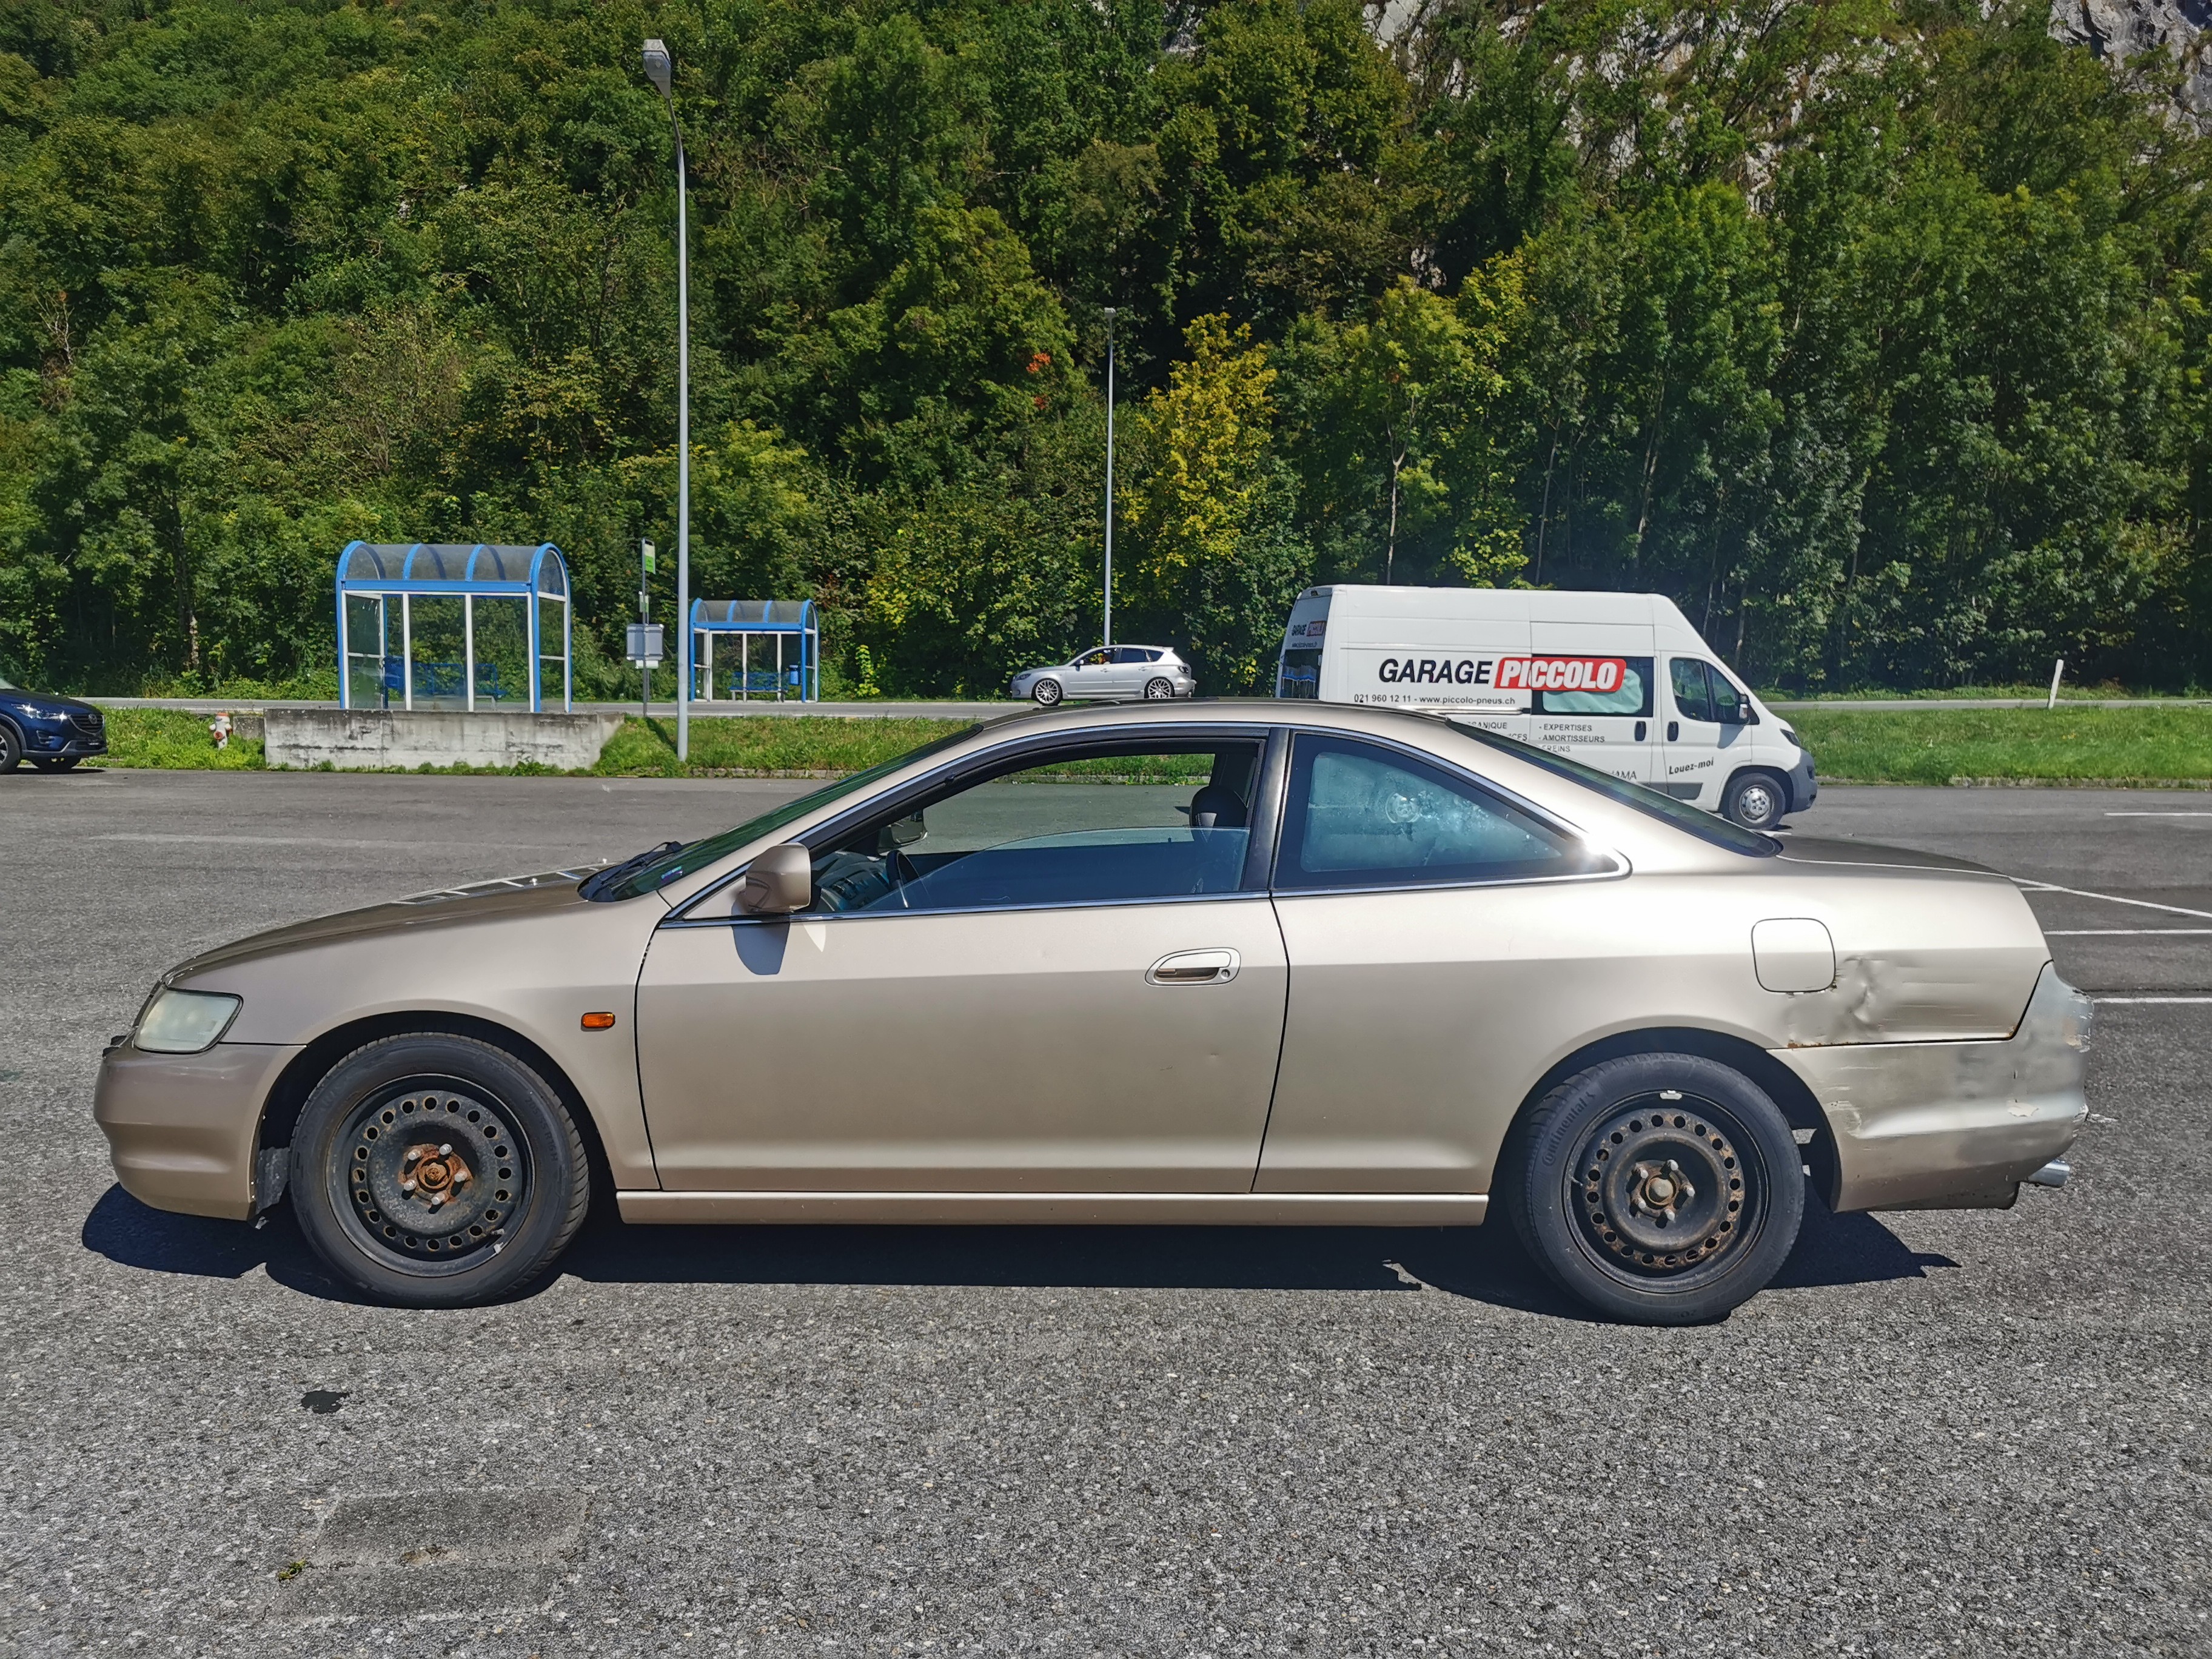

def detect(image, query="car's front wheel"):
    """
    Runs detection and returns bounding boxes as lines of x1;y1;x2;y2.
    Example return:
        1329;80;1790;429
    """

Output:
0;723;19;773
288;1033;590;1307
1501;1053;1803;1324
1031;678;1064;706
1144;677;1175;701
1721;769;1788;831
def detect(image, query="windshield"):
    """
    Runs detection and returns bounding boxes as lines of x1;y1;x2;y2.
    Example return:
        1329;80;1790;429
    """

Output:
0;674;16;689
589;725;983;900
1447;722;1780;856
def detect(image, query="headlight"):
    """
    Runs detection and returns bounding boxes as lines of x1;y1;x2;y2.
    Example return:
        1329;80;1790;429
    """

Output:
134;988;243;1053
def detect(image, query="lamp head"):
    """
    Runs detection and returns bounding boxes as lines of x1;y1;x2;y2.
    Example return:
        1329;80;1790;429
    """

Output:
642;38;673;97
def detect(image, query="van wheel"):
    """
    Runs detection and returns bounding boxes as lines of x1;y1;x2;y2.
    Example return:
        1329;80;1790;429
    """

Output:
1722;770;1788;831
1031;679;1064;706
289;1033;591;1308
1500;1053;1803;1325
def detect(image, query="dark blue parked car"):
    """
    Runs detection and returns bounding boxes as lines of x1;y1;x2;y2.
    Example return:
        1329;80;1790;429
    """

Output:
0;674;107;772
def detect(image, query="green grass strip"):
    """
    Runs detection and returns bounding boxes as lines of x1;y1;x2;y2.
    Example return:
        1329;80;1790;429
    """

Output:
78;705;2212;788
98;707;267;769
1789;706;2212;785
591;716;974;776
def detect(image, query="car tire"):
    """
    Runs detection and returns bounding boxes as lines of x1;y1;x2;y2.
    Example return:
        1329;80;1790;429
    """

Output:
289;1033;591;1308
0;722;18;773
1143;677;1175;701
28;756;79;772
1031;679;1064;706
1721;769;1788;831
1500;1053;1804;1325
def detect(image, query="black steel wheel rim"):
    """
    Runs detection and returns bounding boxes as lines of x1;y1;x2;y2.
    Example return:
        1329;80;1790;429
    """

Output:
327;1076;529;1277
1566;1091;1768;1288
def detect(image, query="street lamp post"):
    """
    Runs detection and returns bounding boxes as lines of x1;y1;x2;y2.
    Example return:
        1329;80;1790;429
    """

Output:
1102;307;1116;648
643;37;691;760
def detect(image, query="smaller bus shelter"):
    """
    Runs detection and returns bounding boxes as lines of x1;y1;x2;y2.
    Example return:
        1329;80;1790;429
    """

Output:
691;599;820;702
336;542;572;712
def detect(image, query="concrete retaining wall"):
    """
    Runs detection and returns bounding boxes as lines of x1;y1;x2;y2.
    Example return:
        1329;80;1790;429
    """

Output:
264;709;627;771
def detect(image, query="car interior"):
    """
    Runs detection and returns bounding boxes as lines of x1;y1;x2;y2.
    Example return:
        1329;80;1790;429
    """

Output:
807;741;1262;914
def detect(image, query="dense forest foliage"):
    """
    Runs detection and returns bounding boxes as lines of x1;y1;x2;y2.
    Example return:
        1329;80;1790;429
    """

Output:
2;0;2208;696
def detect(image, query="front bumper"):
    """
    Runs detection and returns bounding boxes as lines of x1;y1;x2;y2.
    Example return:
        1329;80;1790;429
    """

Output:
93;1038;301;1220
1773;962;2091;1211
1788;748;1817;813
19;721;106;757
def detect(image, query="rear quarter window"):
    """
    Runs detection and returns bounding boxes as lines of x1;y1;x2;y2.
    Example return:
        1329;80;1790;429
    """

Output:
1447;721;1780;856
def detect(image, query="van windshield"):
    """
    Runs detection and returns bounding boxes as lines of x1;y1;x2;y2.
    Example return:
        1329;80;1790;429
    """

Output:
1447;722;1780;856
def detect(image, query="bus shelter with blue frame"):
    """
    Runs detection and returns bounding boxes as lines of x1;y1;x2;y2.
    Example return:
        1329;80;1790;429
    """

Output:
691;599;820;702
336;542;572;712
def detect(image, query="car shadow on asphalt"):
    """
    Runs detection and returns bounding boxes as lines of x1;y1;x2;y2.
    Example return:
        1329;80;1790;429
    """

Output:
81;1184;1954;1318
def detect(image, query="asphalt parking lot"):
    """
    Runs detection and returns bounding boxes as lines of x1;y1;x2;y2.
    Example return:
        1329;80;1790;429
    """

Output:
1;770;2207;1657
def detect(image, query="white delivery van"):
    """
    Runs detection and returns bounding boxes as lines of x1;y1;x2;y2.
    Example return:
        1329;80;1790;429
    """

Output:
1274;585;1815;830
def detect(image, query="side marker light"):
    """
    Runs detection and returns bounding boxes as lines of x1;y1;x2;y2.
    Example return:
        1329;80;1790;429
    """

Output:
581;1012;617;1031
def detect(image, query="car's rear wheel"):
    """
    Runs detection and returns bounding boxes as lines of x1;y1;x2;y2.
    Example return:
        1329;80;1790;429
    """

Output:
1031;678;1064;706
0;723;19;773
289;1033;590;1308
1501;1053;1803;1324
29;756;79;772
1721;769;1788;831
1144;677;1175;700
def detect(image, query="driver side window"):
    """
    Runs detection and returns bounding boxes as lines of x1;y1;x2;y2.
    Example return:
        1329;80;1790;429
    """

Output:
806;740;1264;915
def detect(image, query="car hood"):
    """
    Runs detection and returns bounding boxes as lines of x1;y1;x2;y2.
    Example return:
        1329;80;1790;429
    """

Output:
167;866;625;983
4;689;99;718
1775;835;2000;878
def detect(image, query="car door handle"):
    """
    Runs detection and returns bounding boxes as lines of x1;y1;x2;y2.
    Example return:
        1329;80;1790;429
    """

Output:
1147;949;1240;985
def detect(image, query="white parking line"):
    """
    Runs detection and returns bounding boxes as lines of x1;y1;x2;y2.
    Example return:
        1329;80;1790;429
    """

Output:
2013;880;2212;921
2049;931;2212;941
2094;996;2212;1005
2104;811;2212;817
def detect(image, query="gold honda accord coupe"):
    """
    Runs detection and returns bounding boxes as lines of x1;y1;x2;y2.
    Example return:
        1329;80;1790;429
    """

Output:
95;702;2090;1323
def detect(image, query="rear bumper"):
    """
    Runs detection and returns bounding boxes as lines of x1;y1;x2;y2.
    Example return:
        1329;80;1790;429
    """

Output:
93;1039;300;1220
1772;962;2091;1211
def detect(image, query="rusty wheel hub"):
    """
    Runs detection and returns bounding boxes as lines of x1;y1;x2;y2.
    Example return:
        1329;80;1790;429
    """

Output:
332;1083;526;1268
1572;1096;1750;1277
400;1142;472;1207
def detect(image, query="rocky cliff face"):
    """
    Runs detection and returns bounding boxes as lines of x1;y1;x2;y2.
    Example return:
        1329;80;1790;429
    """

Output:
2050;0;2212;113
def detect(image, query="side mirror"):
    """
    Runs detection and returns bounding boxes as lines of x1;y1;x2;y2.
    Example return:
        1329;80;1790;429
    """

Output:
736;843;813;914
1718;697;1753;726
877;812;925;851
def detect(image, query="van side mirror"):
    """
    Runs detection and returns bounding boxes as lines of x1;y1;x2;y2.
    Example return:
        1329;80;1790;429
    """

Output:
736;843;813;914
1717;695;1752;726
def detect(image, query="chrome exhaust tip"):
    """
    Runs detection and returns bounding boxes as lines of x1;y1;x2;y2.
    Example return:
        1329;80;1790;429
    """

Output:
2025;1160;2071;1190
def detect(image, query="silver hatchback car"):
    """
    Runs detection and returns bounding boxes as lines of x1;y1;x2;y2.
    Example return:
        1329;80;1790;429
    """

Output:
96;703;2088;1322
1011;646;1194;705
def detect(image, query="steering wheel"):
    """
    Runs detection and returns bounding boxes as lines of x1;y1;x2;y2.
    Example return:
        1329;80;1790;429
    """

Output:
888;848;920;910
